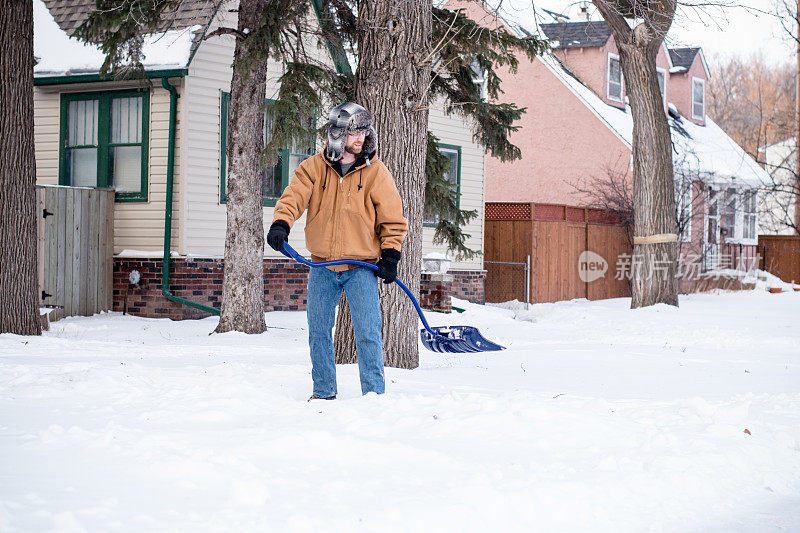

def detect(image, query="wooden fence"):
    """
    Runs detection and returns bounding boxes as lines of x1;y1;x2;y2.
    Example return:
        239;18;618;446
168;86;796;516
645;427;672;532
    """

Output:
759;235;800;284
485;202;632;304
37;185;115;321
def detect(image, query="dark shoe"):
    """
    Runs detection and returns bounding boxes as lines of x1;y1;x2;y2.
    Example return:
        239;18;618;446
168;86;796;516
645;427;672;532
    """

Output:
308;395;336;401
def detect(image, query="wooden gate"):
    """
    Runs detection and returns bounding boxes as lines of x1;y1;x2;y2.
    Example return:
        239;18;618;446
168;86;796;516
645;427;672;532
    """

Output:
759;235;800;284
486;202;632;304
37;185;115;321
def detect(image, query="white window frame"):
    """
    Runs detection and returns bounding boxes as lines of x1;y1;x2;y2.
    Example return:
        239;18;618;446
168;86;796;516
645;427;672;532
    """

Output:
692;78;705;120
741;189;758;244
607;53;623;103
470;58;488;102
703;187;721;270
676;182;692;242
656;67;667;110
723;187;738;241
423;144;461;225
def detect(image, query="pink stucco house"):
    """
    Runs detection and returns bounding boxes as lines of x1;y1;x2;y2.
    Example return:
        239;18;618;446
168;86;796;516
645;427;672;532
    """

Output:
466;7;771;287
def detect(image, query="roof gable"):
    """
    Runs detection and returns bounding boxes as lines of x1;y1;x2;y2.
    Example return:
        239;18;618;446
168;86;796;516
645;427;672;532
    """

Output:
540;21;612;49
667;47;699;72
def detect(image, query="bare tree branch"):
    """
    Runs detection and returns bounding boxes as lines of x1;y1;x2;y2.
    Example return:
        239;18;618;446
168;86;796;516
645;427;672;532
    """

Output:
205;26;247;40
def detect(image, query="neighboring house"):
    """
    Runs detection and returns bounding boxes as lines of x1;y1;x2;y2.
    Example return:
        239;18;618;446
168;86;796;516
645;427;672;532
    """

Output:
759;138;797;235
456;0;769;289
33;0;487;319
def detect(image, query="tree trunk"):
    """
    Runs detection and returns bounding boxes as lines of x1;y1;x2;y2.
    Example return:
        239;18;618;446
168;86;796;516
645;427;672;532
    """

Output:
0;1;41;336
593;0;678;308
621;41;678;307
334;0;431;369
333;293;357;364
795;0;800;233
215;0;270;334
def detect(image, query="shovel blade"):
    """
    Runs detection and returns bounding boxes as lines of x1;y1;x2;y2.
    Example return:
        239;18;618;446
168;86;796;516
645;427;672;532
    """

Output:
420;326;505;353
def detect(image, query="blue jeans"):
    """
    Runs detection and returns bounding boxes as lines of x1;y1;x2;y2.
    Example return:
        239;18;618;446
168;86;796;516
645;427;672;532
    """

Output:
306;265;385;396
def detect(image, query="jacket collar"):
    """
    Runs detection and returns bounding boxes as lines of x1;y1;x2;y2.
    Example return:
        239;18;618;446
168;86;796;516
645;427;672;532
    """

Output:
323;149;376;177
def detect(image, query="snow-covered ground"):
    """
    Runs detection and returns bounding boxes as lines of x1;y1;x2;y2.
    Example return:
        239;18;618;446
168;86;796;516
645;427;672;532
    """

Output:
1;290;799;532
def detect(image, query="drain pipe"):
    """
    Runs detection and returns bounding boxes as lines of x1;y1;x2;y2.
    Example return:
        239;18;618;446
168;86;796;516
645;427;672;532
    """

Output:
161;77;220;316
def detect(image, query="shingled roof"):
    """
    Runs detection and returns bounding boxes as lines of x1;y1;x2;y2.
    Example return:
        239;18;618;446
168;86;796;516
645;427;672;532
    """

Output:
668;48;700;71
539;21;612;49
42;0;219;35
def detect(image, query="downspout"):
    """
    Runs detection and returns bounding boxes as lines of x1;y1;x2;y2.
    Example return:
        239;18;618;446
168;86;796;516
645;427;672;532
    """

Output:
161;77;220;316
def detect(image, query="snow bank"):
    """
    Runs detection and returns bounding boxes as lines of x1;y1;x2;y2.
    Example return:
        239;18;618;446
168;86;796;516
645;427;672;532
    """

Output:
1;291;799;531
117;250;180;258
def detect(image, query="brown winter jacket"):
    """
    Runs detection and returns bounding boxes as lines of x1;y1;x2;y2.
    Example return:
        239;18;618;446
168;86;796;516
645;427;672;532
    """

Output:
272;151;408;269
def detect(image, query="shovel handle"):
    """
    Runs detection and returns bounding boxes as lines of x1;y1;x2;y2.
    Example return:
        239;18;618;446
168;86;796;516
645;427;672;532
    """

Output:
279;243;439;337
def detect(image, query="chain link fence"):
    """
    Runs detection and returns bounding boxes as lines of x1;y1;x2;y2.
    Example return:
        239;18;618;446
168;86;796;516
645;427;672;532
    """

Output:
484;257;530;308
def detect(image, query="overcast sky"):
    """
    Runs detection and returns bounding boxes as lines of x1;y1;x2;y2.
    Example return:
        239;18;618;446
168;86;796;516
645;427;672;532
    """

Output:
495;0;795;67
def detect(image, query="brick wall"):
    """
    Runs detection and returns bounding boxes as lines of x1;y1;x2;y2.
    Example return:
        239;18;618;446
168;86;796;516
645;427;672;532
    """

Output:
419;273;453;313
113;259;486;319
114;258;309;320
450;270;485;304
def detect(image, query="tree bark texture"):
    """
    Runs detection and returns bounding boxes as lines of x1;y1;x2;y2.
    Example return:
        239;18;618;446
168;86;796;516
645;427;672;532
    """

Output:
795;0;800;232
593;0;679;308
334;0;431;369
0;1;41;336
215;0;270;334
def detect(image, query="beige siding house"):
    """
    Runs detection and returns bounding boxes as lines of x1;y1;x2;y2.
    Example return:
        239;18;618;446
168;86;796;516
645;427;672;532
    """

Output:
33;0;486;319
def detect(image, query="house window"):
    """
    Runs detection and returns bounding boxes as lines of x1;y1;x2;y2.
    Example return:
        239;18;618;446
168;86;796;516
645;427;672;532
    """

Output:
704;188;720;270
424;144;461;225
724;188;737;239
656;68;666;109
707;189;719;243
692;78;705;119
607;54;623;102
220;92;315;206
675;181;692;241
742;189;757;240
470;58;488;102
59;90;150;202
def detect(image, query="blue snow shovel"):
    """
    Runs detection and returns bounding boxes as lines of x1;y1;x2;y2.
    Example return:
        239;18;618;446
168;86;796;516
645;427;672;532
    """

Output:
280;243;505;353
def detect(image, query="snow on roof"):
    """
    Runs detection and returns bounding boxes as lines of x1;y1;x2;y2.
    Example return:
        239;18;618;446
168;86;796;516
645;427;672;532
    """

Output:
668;107;771;187
539;53;770;188
33;0;200;77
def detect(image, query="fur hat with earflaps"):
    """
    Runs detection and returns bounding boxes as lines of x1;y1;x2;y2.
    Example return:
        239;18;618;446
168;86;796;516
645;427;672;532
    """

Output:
326;102;377;162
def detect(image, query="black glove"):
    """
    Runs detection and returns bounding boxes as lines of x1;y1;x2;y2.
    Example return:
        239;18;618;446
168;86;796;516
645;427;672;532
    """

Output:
375;248;401;284
267;220;290;252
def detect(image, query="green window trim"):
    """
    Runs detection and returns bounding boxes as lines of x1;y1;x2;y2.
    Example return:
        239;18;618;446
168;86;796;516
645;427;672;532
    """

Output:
58;89;150;203
219;91;315;207
424;143;462;228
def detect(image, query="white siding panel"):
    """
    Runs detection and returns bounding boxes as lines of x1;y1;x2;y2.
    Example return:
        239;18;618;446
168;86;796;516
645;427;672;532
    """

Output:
179;1;240;257
425;102;485;271
33;88;61;185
